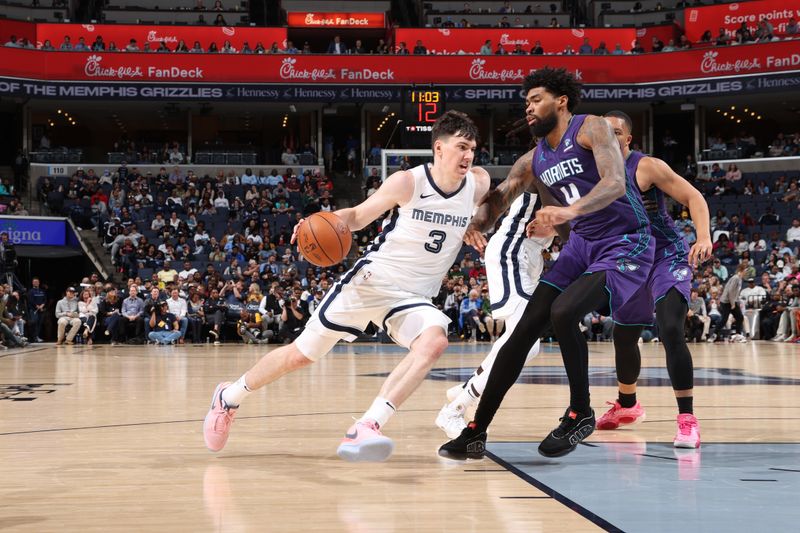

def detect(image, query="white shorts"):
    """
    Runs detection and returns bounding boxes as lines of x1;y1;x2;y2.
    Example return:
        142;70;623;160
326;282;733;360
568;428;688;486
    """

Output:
296;259;451;360
484;235;547;319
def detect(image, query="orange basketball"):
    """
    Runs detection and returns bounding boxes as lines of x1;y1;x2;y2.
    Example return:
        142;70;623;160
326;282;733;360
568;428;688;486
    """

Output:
297;212;352;267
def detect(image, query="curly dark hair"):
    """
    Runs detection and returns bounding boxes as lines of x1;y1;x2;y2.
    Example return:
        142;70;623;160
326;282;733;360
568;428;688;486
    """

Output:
431;110;479;148
521;67;582;112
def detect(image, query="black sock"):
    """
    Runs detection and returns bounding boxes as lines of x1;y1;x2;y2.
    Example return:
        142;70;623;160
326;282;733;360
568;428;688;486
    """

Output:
618;391;637;408
676;396;693;414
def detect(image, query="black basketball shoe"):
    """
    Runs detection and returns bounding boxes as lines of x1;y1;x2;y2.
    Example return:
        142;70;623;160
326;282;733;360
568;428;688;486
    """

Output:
438;425;487;460
538;407;596;458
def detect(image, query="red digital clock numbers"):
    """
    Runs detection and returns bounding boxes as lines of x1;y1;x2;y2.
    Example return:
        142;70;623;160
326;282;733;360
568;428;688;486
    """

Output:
409;89;444;124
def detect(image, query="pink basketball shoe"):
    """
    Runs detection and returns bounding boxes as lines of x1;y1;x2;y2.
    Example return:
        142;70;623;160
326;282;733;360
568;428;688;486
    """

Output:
336;419;395;462
595;400;646;430
203;382;237;452
673;413;701;448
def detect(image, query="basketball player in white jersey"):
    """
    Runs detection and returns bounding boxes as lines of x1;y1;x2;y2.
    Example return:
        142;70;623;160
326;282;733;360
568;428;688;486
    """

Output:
436;188;553;438
203;110;490;462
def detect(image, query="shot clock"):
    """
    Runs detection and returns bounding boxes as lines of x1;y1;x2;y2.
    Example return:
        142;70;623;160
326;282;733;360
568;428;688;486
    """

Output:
401;87;446;146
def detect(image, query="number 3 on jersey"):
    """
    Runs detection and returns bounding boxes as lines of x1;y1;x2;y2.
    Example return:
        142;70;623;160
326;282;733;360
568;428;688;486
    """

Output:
559;183;581;205
425;230;446;253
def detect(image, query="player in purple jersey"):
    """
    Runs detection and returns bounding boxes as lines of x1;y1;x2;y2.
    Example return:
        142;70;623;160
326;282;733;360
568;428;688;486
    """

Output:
596;111;711;449
440;67;654;460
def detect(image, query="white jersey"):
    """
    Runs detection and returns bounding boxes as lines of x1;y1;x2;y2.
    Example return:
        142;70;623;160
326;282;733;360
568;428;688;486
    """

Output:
484;192;552;318
365;164;477;298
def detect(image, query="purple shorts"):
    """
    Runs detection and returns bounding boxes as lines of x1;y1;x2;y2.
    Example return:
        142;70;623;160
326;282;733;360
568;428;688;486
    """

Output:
613;254;692;325
541;230;655;323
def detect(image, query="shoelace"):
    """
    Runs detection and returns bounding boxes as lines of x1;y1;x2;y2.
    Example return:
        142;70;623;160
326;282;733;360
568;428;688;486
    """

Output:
678;420;695;435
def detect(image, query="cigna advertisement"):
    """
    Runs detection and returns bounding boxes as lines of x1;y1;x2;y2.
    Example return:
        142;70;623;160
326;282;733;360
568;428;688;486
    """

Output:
685;0;800;41
0;217;70;246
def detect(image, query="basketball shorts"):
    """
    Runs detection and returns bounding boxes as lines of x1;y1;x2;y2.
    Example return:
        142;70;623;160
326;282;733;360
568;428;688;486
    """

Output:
540;230;655;324
485;234;549;320
296;259;450;360
613;252;692;325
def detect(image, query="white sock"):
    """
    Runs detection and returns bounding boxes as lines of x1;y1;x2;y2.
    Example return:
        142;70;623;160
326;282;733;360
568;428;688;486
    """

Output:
360;397;396;428
449;385;478;413
221;374;252;408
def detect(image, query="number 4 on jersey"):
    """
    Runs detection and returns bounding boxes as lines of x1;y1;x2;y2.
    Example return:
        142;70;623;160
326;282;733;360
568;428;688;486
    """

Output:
559;183;581;205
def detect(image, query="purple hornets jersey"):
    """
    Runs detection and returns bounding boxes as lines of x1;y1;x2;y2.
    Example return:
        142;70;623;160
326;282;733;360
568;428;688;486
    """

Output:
533;114;650;240
626;151;690;269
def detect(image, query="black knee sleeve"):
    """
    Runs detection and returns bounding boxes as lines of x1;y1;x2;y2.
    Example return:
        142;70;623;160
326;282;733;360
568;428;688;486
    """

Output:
656;288;694;391
613;325;643;385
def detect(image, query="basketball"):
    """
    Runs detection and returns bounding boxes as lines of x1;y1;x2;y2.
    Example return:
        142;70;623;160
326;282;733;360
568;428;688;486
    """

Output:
297;212;352;267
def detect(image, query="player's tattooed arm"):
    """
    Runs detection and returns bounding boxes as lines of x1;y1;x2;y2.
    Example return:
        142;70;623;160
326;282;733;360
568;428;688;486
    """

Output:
531;177;571;241
470;150;535;233
536;115;626;226
465;150;535;253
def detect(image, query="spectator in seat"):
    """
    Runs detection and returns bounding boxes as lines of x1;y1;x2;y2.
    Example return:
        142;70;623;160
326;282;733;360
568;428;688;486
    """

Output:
214;14;227;26
578;38;593;54
60;36;73;50
786;17;798;36
651;37;664;52
167;288;189;343
715;28;730;46
55;287;81;345
631;40;645;54
611;43;625;55
98;289;124;345
413;40;427;55
396;42;410;55
327;35;347;54
530;41;544;55
725;163;741;182
78;289;98;345
549;17;560;27
678;35;691;50
148;301;181;345
122;286;144;340
480;40;492;55
582;311;613;341
700;31;712;44
787;219;800;244
74;37;90;52
562;44;576;55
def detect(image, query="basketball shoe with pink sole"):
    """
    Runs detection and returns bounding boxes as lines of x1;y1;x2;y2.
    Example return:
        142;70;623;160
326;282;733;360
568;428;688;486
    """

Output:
203;382;238;452
595;400;646;430
673;413;701;448
336;419;395;462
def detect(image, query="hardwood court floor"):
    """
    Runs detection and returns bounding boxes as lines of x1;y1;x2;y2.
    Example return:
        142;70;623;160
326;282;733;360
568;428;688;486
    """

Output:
1;340;799;532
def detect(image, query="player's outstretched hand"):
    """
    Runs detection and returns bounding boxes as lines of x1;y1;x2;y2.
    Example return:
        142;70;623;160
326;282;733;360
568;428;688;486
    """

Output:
464;226;487;254
290;218;306;244
688;237;713;268
535;205;577;227
526;219;557;239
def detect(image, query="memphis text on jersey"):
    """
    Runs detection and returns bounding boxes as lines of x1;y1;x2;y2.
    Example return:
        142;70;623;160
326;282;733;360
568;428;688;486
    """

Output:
411;208;470;228
538;158;584;187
